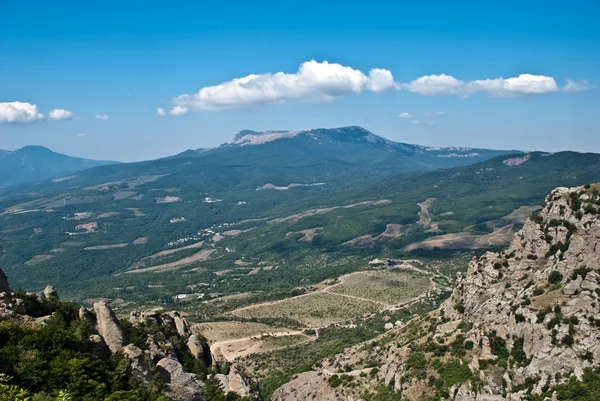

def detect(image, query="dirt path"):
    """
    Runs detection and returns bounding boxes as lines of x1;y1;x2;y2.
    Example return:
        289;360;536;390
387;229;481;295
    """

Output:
323;288;392;307
211;330;311;361
417;198;435;226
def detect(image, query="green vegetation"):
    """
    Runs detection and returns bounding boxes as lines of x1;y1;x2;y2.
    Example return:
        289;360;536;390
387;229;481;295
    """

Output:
526;368;600;401
1;149;599;313
0;295;170;400
548;271;564;285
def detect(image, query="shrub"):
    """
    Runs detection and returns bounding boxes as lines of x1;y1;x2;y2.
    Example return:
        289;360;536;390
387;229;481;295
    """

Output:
548;271;563;285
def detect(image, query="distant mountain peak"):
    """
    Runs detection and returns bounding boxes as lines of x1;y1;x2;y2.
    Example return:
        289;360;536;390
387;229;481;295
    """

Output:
228;130;300;146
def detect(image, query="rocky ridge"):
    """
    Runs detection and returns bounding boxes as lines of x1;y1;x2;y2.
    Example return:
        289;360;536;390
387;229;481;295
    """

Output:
0;280;261;401
273;184;600;401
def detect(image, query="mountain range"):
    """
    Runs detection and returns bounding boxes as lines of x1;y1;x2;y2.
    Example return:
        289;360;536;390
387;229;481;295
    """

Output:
0;145;117;188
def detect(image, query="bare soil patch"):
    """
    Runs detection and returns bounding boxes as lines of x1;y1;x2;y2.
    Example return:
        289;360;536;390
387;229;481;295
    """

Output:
126;249;214;274
142;241;204;260
85;243;128;250
24;254;54;265
270;200;391;224
286;227;322;242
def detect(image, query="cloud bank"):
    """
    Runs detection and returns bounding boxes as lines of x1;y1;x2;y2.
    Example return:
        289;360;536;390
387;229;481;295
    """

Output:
0;102;44;123
95;114;109;120
400;74;560;97
172;60;396;111
168;61;589;114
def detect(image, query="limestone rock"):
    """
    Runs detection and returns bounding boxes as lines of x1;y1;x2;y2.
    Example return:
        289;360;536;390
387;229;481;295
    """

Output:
93;301;125;353
123;344;153;382
156;357;204;401
271;185;600;401
215;366;254;399
43;285;59;300
187;334;202;359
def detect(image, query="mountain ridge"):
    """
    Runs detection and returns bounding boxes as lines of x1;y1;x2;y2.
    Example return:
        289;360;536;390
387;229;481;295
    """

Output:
272;183;600;400
0;145;119;188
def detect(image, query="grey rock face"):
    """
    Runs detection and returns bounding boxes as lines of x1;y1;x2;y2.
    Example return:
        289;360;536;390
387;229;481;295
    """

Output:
123;344;153;383
156;357;204;401
272;185;600;401
93;301;125;353
43;285;59;300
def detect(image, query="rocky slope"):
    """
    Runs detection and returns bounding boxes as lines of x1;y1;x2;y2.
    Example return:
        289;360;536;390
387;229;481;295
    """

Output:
0;281;261;400
272;184;600;400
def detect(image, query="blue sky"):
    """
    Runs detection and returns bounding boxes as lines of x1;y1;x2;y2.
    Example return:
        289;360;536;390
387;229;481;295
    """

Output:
0;0;599;161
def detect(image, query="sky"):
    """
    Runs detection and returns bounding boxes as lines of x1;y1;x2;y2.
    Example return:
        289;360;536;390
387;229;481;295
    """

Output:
0;0;599;162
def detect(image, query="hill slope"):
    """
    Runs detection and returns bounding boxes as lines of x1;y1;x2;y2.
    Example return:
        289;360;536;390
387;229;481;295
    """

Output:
0;148;599;306
0;145;118;188
272;184;600;400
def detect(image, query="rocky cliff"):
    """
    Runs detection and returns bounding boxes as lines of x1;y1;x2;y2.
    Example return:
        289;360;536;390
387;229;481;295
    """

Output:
273;184;600;400
0;278;261;400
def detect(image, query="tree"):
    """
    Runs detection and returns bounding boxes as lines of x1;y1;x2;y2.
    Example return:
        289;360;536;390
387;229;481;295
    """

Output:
204;375;226;401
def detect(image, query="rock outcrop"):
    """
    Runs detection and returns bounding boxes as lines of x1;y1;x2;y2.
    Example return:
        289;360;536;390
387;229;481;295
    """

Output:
0;268;11;293
215;365;255;398
43;285;59;300
156;358;204;401
93;301;125;353
273;184;600;401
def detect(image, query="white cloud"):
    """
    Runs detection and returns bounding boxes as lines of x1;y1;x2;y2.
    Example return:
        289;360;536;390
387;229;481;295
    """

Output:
0;101;44;123
424;110;446;117
77;133;88;137
157;108;166;117
467;74;559;96
400;73;558;97
564;79;594;92
172;60;396;111
410;120;420;124
95;114;109;120
169;106;189;116
48;108;74;121
403;74;465;95
398;112;412;118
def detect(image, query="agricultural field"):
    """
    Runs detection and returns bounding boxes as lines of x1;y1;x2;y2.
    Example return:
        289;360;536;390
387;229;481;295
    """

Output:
327;271;431;306
233;291;382;327
193;321;296;344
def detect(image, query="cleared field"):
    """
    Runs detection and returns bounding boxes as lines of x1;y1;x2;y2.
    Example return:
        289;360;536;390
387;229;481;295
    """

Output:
125;249;214;273
234;292;382;327
85;243;128;250
327;271;431;306
193;321;296;344
403;224;515;251
211;331;310;362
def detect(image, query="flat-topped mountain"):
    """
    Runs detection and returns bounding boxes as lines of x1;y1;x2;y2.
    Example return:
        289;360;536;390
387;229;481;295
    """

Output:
174;126;520;171
0;145;118;188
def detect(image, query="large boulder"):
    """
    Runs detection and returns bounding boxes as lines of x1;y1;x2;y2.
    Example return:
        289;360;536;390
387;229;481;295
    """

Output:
215;365;254;398
43;285;59;300
0;268;11;293
93;301;125;353
156;357;204;401
123;344;153;383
